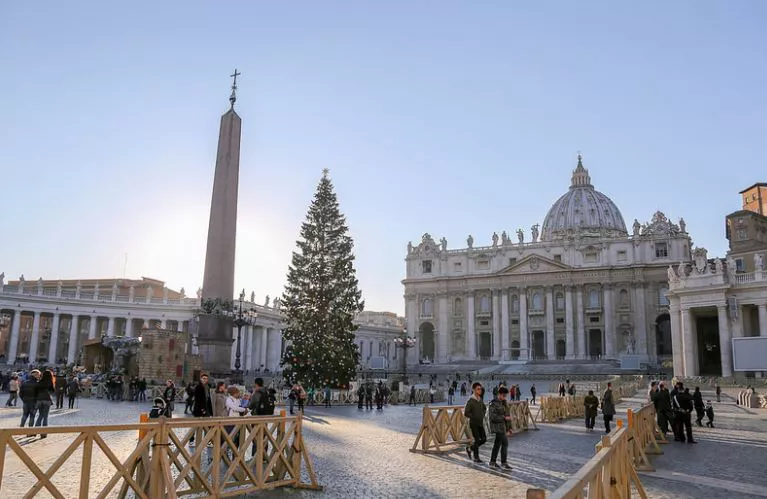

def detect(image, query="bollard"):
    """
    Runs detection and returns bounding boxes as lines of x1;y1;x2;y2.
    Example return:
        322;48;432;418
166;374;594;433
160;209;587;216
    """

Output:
138;412;149;440
617;419;624;429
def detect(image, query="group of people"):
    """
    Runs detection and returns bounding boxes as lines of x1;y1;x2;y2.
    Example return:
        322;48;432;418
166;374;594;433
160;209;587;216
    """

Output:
463;381;514;470
12;368;81;437
101;376;148;402
357;382;390;410
649;381;715;444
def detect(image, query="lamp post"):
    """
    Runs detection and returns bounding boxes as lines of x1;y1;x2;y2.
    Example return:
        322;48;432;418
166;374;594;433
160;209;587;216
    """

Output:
230;289;257;385
394;327;417;385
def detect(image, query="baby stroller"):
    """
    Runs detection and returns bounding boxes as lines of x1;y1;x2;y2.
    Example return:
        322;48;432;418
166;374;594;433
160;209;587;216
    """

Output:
149;397;167;419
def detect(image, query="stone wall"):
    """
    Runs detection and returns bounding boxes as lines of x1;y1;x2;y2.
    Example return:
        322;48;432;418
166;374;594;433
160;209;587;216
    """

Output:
137;329;199;383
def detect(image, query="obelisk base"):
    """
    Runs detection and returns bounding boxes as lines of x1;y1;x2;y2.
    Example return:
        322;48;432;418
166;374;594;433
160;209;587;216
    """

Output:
196;315;234;378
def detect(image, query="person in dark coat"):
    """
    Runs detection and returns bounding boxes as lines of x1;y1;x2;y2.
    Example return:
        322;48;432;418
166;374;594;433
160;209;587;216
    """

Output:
19;369;40;427
653;383;673;435
55;374;67;409
692;387;705;427
488;386;512;469
35;370;56;438
672;384;696;443
464;382;487;463
601;383;616;434
192;374;212;417
584;390;599;431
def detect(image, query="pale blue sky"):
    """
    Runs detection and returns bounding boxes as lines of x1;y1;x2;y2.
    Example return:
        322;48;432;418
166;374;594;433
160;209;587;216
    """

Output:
1;2;765;315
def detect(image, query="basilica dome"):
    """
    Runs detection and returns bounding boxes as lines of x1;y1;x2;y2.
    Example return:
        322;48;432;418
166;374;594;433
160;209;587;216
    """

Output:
540;155;628;241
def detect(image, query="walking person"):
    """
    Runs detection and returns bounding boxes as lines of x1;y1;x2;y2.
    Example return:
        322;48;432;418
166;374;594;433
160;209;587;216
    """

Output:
672;385;697;443
409;385;416;406
530;384;537;405
5;374;18;407
601;382;615;434
288;384;297;415
34;370;55;438
66;375;80;409
653;382;672;436
212;382;227;417
584;389;599;432
323;385;331;408
447;385;455;405
138;378;147;402
163;380;177;418
297;384;306;413
55;373;67;409
184;382;195;414
488;386;512;470
464;382;487;463
715;384;722;403
191;373;212;446
365;384;374;410
692;387;705;427
19;369;40;427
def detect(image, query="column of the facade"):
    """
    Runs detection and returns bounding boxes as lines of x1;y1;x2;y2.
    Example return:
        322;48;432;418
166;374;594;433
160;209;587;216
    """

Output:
67;315;79;364
500;289;510;361
252;326;262;370
466;293;476;360
230;326;237;370
48;313;61;363
87;316;97;340
437;294;449;363
634;284;648;359
545;287;555;359
107;317;116;337
125;318;134;338
29;311;41;363
576;287;585;359
519;287;529;360
8;311;22;362
491;290;501;361
681;307;697;377
603;285;614;358
406;296;418;365
717;305;733;378
247;325;255;370
564;286;574;359
668;302;684;376
260;326;268;370
759;304;767;337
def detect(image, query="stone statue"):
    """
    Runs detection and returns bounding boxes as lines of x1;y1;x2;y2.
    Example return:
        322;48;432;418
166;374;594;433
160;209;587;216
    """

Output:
726;256;738;274
677;261;686;278
0;273;4;287
755;253;764;271
467;235;474;249
516;229;524;244
625;334;635;355
492;232;499;247
633;219;641;236
196;287;202;299
531;224;540;243
679;218;686;233
407;241;413;254
273;297;281;310
19;275;25;284
94;282;100;297
37;277;43;287
501;231;508;245
265;295;270;307
180;287;186;297
667;265;677;282
714;258;724;274
440;237;447;252
112;282;118;294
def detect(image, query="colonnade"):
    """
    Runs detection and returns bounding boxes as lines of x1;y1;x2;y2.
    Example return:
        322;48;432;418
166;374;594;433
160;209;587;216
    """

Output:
229;324;283;372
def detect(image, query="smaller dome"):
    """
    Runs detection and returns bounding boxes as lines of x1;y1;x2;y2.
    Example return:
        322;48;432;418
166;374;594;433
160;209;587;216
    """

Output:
540;154;628;241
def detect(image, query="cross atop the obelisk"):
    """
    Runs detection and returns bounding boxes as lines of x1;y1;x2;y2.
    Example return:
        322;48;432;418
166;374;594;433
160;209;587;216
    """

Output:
229;69;241;109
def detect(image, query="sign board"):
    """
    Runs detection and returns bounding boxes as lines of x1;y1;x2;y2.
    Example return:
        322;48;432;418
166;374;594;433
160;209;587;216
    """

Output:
620;355;641;370
732;337;767;371
368;356;386;370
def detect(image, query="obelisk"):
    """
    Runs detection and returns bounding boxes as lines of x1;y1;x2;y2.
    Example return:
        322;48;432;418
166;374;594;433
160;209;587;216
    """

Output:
197;70;242;375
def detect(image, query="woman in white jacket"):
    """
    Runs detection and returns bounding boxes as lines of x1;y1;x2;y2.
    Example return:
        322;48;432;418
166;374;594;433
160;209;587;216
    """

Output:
225;386;248;448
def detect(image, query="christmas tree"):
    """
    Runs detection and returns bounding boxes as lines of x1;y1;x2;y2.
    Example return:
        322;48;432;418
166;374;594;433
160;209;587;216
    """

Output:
280;169;364;388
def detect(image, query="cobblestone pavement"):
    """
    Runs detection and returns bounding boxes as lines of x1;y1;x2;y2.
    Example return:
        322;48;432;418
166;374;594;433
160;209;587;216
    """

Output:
1;387;765;498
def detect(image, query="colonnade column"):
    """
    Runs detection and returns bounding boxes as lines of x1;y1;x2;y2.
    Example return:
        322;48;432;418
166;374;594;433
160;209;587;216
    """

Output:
545;287;555;359
576;286;585;360
491;290;501;360
519;287;528;360
67;315;79;364
260;327;269;370
634;285;647;359
603;285;614;358
466;293;476;360
564;286;574;359
759;304;767;337
125;318;134;338
500;289;510;361
107;317;116;337
29;311;41;363
668;302;684;376
717;305;733;378
8;311;22;362
230;326;237;370
681;307;697;377
247;325;255;370
437;294;448;363
48;313;61;363
88;316;97;340
253;326;262;370
406;296;418;365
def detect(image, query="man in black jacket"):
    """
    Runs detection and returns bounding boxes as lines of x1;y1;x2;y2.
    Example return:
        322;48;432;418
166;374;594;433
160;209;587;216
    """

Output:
19;370;41;427
672;383;696;443
192;373;212;417
652;383;672;435
464;382;486;463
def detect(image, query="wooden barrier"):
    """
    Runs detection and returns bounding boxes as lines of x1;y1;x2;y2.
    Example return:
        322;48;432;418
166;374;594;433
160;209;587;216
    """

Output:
626;404;667;472
0;413;321;498
546;426;648;499
536;395;585;423
410;405;472;453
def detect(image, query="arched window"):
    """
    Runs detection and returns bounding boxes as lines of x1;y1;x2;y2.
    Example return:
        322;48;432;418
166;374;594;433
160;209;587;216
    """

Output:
556;293;565;311
589;289;600;308
421;298;433;317
454;297;463;316
511;295;519;313
479;295;490;313
619;289;629;307
658;287;669;306
532;292;543;310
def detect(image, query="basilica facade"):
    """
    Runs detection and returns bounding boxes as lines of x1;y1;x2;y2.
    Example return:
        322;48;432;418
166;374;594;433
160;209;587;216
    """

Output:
403;155;691;367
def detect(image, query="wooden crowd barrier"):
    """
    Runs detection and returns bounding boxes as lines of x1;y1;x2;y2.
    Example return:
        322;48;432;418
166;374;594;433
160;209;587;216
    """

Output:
544;426;648;499
483;400;539;434
536;395;585;423
410;405;472;453
0;413;322;498
626;404;667;472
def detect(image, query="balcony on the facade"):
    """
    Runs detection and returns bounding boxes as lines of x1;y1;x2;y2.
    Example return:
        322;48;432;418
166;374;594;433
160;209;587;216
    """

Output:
732;270;767;286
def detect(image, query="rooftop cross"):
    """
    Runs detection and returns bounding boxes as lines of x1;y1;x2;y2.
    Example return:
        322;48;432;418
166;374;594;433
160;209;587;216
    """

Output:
229;69;241;109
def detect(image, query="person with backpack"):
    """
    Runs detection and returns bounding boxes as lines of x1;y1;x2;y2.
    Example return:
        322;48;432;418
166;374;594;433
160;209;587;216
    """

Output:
248;378;276;459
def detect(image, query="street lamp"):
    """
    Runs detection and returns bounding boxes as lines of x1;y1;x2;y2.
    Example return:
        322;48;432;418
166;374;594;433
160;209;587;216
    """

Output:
394;327;417;385
230;289;257;385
